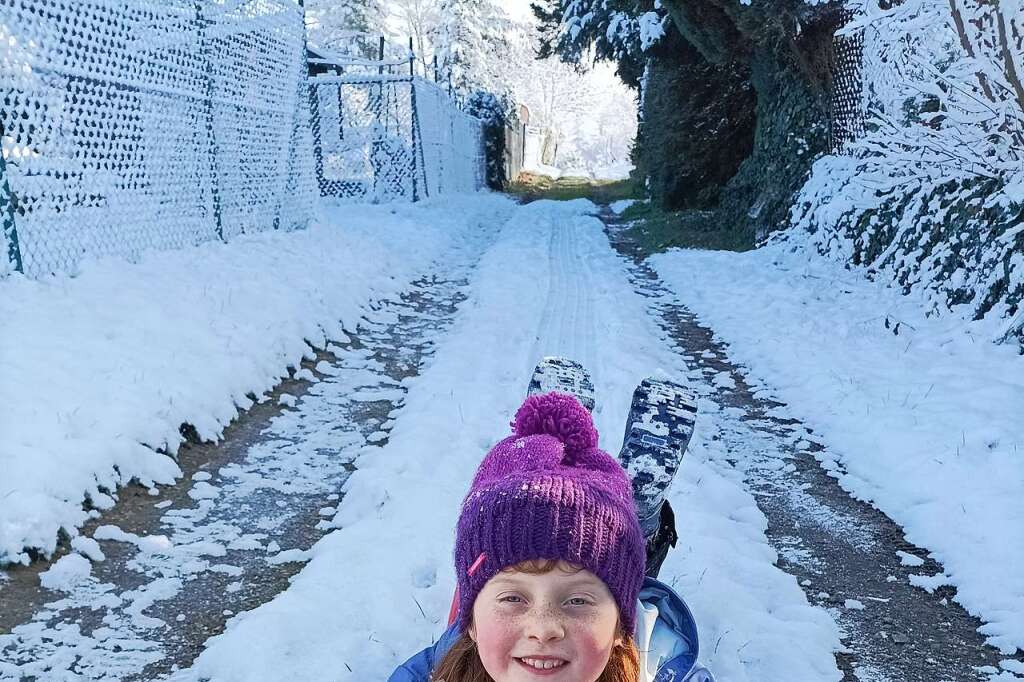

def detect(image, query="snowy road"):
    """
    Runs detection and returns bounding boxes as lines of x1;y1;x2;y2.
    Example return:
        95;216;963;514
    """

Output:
3;196;1020;681
606;214;1020;681
164;199;842;681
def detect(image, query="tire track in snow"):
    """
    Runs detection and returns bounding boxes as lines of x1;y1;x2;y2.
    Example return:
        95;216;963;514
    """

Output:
526;205;601;388
521;201;845;680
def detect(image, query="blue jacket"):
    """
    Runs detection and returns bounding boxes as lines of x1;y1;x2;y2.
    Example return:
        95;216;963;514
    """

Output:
388;577;715;681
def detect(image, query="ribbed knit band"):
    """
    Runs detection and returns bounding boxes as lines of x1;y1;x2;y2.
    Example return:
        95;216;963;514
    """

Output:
454;393;646;634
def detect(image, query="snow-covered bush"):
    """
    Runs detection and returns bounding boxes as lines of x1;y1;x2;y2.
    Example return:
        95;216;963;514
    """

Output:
465;90;517;188
790;0;1024;346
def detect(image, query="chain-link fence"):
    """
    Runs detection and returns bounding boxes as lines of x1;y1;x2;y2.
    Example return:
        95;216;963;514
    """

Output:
1;3;484;280
307;52;484;202
830;7;866;153
0;0;316;278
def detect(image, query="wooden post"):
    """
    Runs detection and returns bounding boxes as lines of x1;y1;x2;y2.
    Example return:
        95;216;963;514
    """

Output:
409;36;415;77
433;54;438;82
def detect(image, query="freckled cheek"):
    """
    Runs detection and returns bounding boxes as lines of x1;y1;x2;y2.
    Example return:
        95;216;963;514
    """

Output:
473;614;521;671
565;625;616;673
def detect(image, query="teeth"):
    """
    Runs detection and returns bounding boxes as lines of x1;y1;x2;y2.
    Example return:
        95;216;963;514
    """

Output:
521;658;566;670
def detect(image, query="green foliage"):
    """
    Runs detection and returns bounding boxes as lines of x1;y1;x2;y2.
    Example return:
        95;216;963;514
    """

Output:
506;173;639;203
617;201;753;255
633;32;755;213
793;168;1024;346
530;0;654;87
715;44;832;244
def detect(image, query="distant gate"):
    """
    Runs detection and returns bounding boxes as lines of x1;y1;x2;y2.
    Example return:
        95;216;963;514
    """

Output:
306;46;485;203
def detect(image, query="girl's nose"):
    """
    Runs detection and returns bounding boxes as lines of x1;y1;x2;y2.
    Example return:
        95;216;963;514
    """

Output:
524;608;566;642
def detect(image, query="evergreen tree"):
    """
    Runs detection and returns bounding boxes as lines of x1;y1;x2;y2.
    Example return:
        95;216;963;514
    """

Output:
531;0;666;87
307;0;389;59
434;0;512;96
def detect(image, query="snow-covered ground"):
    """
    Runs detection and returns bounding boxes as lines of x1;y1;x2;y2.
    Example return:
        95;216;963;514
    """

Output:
0;195;515;565
167;198;841;681
6;191;1021;680
650;239;1024;655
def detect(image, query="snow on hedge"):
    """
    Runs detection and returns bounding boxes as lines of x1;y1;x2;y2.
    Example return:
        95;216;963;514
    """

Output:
791;0;1024;347
0;194;514;566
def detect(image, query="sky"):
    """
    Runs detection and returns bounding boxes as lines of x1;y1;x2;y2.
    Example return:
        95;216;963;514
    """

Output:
502;0;537;22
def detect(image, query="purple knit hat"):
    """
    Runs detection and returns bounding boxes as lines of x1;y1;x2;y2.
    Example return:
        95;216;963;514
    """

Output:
454;392;646;633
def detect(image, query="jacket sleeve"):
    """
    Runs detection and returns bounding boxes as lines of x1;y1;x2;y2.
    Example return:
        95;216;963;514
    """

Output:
387;643;437;682
388;623;462;682
683;664;716;682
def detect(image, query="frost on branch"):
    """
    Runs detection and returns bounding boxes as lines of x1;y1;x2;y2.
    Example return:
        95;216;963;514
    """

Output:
790;0;1024;346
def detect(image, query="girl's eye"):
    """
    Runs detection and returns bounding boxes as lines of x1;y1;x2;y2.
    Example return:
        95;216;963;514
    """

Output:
499;595;524;603
565;597;591;607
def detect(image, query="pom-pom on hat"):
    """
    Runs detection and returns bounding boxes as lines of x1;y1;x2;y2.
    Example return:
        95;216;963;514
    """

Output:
454;392;646;633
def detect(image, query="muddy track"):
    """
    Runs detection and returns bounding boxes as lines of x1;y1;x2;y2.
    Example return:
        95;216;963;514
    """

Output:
0;272;468;681
601;210;1019;681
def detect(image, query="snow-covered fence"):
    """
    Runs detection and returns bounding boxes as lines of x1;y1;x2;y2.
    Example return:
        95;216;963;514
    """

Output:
0;0;316;278
307;51;485;202
829;6;865;153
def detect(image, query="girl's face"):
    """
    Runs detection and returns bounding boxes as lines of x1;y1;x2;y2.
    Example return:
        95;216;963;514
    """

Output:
468;562;622;682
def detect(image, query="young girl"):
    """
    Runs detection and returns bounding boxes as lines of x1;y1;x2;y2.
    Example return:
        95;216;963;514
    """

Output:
389;392;715;682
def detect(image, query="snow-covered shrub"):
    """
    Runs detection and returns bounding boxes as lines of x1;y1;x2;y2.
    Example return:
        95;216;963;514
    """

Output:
465;90;518;188
789;0;1024;346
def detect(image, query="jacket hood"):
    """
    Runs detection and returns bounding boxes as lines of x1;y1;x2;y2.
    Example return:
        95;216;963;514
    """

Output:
636;577;701;680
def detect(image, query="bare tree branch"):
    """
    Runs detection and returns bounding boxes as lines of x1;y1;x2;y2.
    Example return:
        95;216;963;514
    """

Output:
948;0;996;100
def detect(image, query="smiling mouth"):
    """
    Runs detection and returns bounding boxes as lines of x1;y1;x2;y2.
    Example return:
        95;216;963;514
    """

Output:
516;657;569;674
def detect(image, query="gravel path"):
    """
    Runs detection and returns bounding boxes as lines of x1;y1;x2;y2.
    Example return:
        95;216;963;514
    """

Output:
0;269;469;681
603;209;1019;681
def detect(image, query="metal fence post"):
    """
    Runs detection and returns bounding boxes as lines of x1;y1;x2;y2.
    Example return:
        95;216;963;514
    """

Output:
369;36;386;201
196;2;225;241
0;122;23;274
408;37;420;201
273;0;308;229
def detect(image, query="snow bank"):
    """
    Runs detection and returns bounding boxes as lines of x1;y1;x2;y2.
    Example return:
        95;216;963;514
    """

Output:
176;199;840;681
0;194;514;565
651;243;1024;653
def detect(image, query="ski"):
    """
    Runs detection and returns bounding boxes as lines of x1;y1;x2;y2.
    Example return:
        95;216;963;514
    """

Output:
618;378;697;575
527;356;596;412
